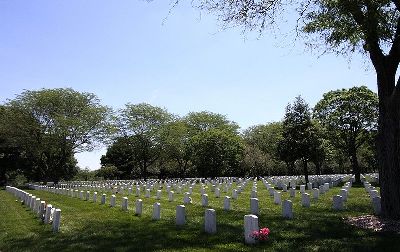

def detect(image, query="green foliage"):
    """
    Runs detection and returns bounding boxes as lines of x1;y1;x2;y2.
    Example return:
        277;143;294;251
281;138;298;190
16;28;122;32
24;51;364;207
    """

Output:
95;165;121;180
242;122;285;176
190;129;244;177
159;120;193;177
314;86;378;182
184;111;239;134
0;88;112;183
108;103;174;179
278;96;322;182
302;0;397;54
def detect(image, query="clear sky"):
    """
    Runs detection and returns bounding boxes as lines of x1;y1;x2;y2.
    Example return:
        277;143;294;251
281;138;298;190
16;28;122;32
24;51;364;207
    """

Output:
0;0;376;170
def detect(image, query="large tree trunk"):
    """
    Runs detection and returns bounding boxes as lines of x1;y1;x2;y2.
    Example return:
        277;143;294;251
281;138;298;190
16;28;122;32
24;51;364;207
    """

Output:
376;68;400;219
286;161;295;175
303;159;309;184
349;143;361;184
315;161;321;175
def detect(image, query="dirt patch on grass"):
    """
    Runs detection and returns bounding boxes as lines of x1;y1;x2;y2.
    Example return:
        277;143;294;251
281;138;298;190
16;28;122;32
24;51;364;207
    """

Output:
345;215;400;233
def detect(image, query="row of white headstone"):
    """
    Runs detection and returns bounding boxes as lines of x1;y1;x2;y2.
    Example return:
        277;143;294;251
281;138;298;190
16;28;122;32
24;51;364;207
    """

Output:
364;181;381;215
5;186;61;232
27;184;272;245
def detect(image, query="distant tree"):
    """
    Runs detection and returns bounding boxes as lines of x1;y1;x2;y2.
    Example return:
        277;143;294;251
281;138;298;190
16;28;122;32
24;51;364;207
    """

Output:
278;96;322;183
96;165;120;180
242;122;285;175
242;144;274;176
243;122;283;155
100;136;137;178
314;86;378;184
159;120;192;178
0;88;112;182
117;103;173;180
184;111;239;134
190;129;244;177
308;120;327;175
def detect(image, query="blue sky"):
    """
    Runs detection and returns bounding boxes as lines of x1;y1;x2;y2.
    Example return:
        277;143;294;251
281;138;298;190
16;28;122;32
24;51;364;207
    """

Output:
0;0;376;170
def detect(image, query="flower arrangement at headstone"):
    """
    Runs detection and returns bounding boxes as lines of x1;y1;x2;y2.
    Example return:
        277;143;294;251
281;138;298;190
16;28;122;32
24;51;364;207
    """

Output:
250;227;270;242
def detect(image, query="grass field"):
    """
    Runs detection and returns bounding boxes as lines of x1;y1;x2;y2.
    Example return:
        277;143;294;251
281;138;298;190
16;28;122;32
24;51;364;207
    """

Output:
1;182;400;251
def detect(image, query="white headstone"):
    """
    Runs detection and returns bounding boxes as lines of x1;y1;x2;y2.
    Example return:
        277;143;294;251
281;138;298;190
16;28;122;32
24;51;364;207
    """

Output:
204;209;217;234
176;205;186;226
215;188;220;198
110;195;116;207
333;195;344;210
370;190;379;199
268;188;275;196
232;189;238;199
52;209;61;232
244;214;259;244
324;183;330;192
169;191;174;202
224;196;231;211
156;190;162;200
38;201;46;218
301;193;311;208
372;196;381;215
250;198;259;215
34;198;41;213
319;185;324;194
145;189;151;198
274;191;281;205
101;194;106;204
202;194;209;207
183;192;192;204
44;204;52;224
300;185;306;194
282;200;293;219
340;189;348;202
312;188;319;200
122;197;128;211
93;192;97;203
152;202;161;220
289;188;296;198
135;199;143;216
30;196;36;210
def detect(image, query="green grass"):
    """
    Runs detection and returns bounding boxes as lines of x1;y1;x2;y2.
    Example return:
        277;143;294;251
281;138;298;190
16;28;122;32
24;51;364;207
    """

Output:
1;182;399;251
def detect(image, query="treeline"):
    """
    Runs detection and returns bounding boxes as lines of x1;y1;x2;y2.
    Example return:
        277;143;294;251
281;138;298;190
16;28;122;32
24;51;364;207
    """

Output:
0;86;378;185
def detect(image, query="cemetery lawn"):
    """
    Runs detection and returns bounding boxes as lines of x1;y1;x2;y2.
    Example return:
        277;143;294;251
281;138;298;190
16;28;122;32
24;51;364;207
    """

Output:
1;184;400;252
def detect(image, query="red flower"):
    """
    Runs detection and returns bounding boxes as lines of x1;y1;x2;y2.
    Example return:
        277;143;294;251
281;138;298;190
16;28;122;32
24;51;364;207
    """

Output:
250;227;270;241
260;228;270;235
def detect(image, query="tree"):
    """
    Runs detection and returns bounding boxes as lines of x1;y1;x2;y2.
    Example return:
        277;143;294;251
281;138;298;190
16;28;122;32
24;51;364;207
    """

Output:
242;122;285;175
243;122;283;155
0;88;112;182
314;86;378;183
117;103;173;180
158;0;400;218
278;96;321;183
184;111;239;134
159;120;193;178
190;128;244;177
96;165;120;180
100;136;137;178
